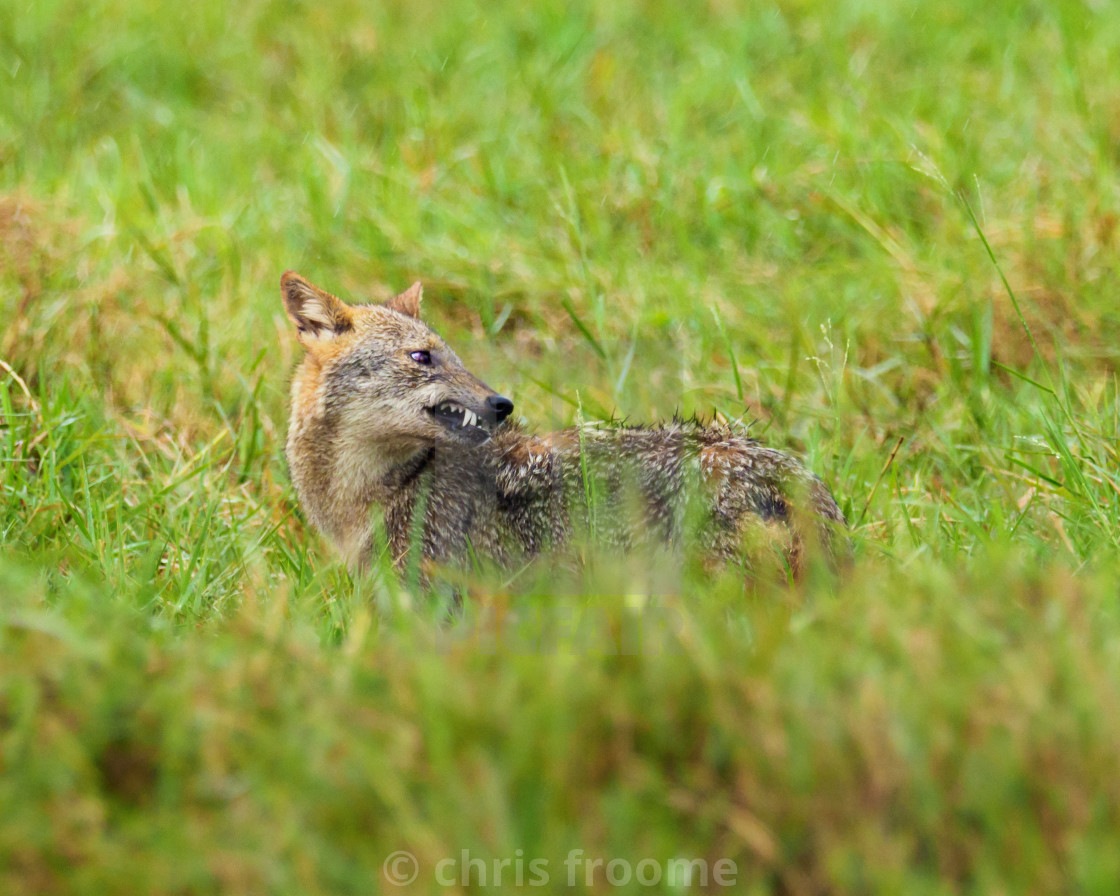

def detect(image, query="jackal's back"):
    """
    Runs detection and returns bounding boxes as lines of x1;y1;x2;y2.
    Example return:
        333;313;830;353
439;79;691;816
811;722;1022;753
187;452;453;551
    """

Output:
380;420;847;576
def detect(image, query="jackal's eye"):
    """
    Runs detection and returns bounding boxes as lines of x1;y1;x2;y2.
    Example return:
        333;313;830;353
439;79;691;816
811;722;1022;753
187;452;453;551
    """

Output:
409;350;432;365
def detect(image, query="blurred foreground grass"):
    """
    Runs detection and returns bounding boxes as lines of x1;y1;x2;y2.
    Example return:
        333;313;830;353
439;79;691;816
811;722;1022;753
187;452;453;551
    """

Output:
3;0;1120;892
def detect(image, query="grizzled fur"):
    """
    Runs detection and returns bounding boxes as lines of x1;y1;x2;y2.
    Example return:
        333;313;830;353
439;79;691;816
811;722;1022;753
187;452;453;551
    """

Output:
282;272;847;577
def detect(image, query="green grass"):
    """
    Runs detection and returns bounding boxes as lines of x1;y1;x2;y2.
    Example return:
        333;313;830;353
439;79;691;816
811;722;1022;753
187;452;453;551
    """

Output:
4;0;1120;892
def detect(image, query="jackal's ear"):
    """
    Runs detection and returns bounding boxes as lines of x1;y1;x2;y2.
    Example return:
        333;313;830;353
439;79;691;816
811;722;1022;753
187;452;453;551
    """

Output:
386;281;422;319
281;272;354;343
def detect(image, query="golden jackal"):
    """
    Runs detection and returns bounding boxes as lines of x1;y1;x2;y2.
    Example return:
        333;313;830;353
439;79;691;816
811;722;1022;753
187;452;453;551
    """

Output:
282;272;846;578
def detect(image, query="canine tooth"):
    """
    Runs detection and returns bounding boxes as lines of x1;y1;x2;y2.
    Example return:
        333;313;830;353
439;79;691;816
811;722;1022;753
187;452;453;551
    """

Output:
465;410;476;427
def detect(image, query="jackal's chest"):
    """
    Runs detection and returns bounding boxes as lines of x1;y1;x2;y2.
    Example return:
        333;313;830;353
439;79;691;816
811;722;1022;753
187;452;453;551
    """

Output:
381;453;506;565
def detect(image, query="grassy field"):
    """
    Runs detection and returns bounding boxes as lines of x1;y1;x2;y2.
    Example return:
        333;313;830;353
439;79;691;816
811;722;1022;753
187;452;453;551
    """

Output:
4;0;1120;892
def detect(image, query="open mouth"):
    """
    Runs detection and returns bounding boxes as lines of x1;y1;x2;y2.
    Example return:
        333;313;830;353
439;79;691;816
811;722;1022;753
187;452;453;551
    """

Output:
427;401;495;443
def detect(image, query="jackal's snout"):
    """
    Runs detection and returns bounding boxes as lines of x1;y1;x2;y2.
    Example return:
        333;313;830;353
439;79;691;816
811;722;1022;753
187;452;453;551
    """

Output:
486;394;514;424
426;389;513;446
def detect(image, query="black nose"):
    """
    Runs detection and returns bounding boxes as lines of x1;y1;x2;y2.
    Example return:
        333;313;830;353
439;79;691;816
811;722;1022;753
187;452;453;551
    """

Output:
486;394;514;423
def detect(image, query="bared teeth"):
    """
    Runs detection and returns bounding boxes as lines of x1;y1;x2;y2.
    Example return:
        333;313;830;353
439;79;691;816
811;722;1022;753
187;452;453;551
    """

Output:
434;402;491;431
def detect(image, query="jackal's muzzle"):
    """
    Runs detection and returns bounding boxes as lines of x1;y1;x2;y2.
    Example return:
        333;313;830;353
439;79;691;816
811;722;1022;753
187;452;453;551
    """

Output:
427;394;514;445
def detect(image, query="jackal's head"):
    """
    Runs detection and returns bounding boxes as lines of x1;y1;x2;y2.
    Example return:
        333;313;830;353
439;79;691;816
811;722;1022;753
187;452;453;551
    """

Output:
282;272;514;451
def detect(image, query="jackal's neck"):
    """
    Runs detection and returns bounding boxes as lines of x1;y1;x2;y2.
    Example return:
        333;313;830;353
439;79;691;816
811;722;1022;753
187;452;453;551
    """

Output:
287;414;433;567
